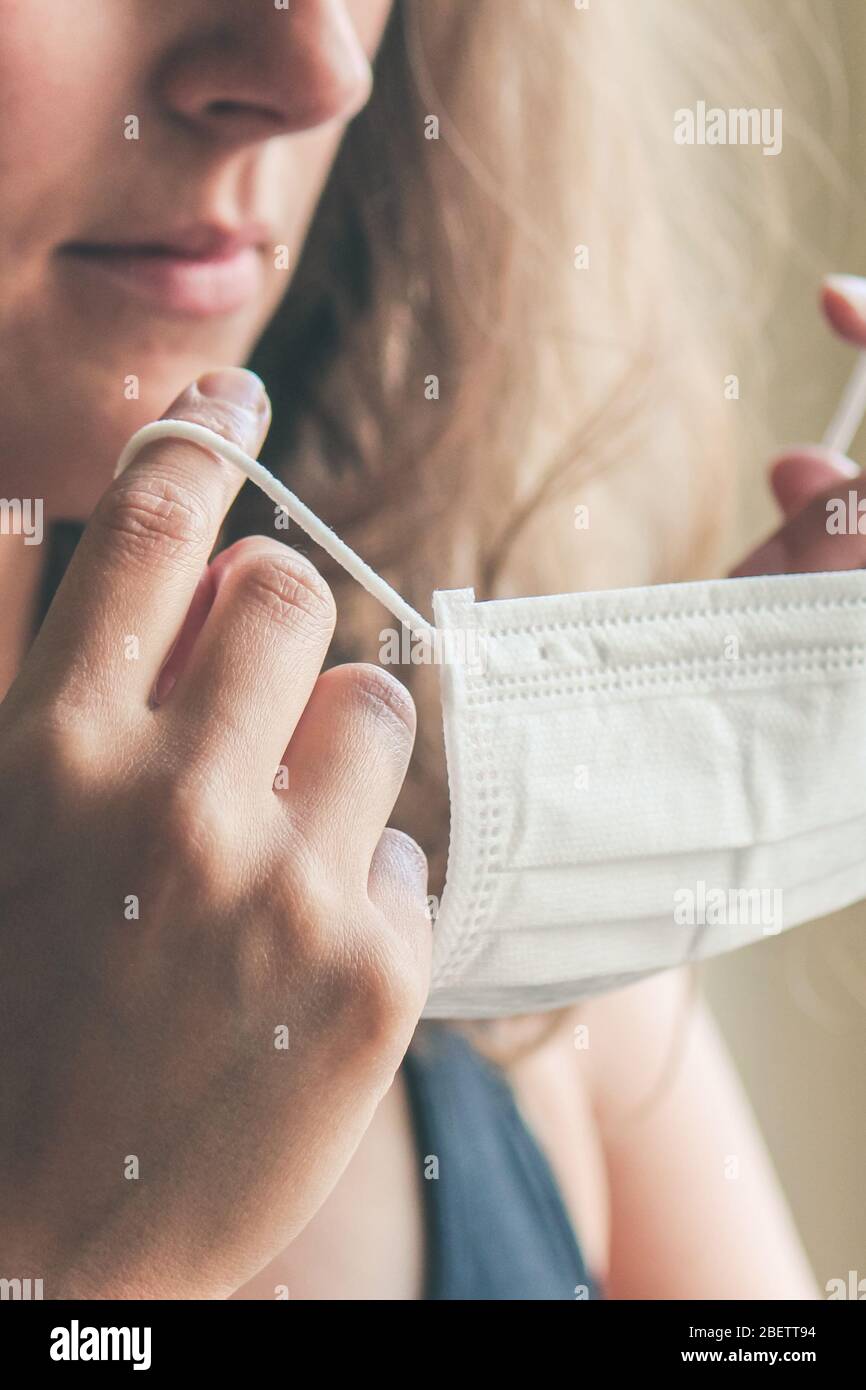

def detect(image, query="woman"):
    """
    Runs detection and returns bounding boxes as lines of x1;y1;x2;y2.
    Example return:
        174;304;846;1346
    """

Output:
0;0;859;1300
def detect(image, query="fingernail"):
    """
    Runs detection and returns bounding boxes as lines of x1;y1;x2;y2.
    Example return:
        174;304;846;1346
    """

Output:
410;849;429;896
164;367;271;452
395;832;428;889
196;367;268;415
774;444;860;477
824;274;866;319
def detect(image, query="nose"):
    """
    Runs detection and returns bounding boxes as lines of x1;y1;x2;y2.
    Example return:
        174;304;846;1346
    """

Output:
157;0;373;147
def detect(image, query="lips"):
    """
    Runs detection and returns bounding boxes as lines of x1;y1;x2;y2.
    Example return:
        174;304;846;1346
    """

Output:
58;225;269;317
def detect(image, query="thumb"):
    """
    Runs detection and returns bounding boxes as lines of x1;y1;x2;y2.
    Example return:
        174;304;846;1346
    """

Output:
769;444;860;522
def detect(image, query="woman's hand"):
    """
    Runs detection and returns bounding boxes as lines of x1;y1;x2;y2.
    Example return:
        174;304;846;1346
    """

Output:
0;368;431;1299
731;275;866;577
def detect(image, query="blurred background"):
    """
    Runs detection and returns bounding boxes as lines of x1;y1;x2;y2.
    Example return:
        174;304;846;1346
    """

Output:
703;0;866;1294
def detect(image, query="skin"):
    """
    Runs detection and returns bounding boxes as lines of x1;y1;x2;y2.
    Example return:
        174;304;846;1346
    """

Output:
0;0;860;1299
0;0;429;1300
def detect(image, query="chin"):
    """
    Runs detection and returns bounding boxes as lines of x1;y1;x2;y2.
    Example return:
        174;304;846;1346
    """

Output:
1;275;283;517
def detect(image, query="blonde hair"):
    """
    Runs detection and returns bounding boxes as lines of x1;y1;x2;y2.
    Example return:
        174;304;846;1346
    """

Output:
235;0;823;911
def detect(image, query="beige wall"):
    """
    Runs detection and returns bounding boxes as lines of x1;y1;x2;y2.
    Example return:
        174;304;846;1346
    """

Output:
704;0;866;1291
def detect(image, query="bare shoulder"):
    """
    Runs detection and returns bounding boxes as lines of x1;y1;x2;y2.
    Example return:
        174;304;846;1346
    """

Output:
576;967;701;1119
565;970;819;1298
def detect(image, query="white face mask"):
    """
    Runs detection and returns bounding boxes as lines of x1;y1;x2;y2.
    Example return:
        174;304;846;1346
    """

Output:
117;422;866;1019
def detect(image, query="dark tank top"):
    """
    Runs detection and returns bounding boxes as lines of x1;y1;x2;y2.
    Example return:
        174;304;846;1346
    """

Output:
35;524;600;1302
403;1027;599;1300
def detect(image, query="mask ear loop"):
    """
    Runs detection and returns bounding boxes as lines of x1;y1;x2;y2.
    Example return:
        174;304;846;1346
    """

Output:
823;349;866;454
115;419;439;647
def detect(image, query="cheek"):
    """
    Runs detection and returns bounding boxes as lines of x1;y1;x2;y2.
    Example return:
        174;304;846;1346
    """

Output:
258;122;346;276
349;0;396;56
262;0;394;254
0;2;129;243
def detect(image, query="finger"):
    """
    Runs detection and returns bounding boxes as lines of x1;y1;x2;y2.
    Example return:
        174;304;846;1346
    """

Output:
822;274;866;348
284;663;417;872
769;446;859;521
731;474;866;577
166;538;337;780
29;368;270;713
153;565;217;705
367;828;432;965
152;534;270;705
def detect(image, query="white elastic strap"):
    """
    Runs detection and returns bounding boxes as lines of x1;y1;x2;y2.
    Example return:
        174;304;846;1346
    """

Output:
114;419;437;644
823;349;866;455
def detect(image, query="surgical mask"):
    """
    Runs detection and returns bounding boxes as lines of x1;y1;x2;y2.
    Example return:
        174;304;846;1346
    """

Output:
116;422;866;1019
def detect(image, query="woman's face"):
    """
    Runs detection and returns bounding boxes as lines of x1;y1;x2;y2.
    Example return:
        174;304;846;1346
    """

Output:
0;0;393;511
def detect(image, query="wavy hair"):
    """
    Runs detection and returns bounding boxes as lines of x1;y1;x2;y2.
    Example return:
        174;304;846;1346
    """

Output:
234;0;829;930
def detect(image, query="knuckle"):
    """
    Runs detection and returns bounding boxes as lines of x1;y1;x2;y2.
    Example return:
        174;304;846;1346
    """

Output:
99;472;211;566
339;925;427;1056
24;704;104;792
278;867;425;1062
0;706;105;869
156;775;239;900
231;548;336;636
343;665;416;738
